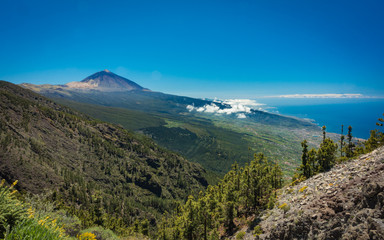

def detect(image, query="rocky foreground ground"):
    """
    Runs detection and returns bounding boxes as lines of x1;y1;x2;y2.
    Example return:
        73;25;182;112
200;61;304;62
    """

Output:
237;146;384;240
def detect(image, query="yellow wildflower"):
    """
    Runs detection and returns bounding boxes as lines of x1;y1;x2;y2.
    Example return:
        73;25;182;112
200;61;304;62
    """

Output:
278;202;290;212
9;180;18;189
299;186;308;193
12;180;18;186
38;219;46;226
51;218;57;226
278;203;287;209
77;232;97;240
27;207;35;218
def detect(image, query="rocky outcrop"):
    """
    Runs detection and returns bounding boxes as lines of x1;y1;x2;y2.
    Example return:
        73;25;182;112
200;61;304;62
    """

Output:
240;146;384;240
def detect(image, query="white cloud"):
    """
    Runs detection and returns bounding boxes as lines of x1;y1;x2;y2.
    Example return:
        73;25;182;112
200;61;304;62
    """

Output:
222;99;265;107
203;104;221;113
237;113;247;119
273;93;364;99
186;105;195;111
186;99;266;118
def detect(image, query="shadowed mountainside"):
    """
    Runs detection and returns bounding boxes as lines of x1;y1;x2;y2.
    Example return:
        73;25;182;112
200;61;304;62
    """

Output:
0;80;208;229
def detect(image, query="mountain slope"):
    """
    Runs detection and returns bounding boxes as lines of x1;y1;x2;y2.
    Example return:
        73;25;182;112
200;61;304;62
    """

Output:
20;71;323;176
65;69;146;91
50;96;321;176
0;80;208;230
237;146;384;239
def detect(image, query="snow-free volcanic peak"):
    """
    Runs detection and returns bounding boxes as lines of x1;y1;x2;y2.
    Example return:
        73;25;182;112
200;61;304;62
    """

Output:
65;70;145;91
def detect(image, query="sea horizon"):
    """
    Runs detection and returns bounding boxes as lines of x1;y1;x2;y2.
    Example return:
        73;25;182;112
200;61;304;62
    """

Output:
257;98;384;139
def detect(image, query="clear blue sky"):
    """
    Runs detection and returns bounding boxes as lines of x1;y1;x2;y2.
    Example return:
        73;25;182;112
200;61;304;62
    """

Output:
1;0;383;99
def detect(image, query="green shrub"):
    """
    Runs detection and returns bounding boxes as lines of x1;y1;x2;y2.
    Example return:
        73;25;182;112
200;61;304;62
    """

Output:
236;231;245;240
5;218;64;240
0;180;26;238
79;226;120;240
253;225;263;235
24;193;82;236
267;192;276;209
0;179;69;239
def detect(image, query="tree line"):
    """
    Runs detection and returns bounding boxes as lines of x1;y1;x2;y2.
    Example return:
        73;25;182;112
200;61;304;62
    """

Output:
156;114;384;239
296;113;384;181
157;154;283;240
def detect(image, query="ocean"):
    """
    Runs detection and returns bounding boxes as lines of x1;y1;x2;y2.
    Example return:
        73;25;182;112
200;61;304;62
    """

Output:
256;98;384;139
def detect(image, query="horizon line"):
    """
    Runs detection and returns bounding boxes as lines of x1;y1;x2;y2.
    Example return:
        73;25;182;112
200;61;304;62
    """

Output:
259;93;384;99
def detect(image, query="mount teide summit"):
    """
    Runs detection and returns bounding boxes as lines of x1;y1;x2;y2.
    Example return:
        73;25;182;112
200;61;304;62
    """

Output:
65;69;146;91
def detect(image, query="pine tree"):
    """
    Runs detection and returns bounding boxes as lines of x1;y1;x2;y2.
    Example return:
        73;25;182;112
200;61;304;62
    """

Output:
364;113;384;152
157;152;283;239
318;138;337;171
249;154;263;209
157;215;168;240
346;126;354;157
240;165;250;215
300;140;310;179
308;148;318;176
340;125;345;157
141;219;149;236
376;113;384;127
183;195;197;240
365;130;382;152
271;163;282;189
322;126;327;142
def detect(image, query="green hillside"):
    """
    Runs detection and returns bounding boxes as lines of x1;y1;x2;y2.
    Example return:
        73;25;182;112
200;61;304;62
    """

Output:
21;74;323;177
0;81;208;235
42;92;322;177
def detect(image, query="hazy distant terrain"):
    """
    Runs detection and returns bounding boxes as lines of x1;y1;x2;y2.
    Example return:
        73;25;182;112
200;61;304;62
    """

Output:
21;71;325;176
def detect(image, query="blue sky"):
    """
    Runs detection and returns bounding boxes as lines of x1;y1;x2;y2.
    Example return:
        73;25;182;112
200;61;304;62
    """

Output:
1;0;384;99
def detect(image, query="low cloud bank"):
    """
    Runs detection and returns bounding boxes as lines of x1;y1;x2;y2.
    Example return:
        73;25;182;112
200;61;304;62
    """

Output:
186;99;265;119
274;93;364;98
